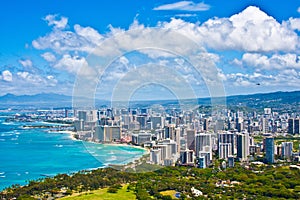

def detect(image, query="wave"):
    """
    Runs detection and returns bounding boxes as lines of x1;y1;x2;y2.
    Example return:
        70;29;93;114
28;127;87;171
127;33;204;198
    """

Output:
105;156;117;162
2;122;13;125
0;172;5;175
108;151;115;155
0;175;5;178
1;133;13;137
55;144;63;148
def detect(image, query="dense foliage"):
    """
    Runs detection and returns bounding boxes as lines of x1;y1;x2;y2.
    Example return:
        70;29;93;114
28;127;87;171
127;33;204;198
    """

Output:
1;164;300;199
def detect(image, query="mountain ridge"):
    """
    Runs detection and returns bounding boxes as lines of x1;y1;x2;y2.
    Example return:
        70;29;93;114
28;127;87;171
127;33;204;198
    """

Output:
0;90;299;109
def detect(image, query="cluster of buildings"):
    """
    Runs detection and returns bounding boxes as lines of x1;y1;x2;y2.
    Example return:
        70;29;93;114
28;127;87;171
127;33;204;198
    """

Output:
73;106;300;168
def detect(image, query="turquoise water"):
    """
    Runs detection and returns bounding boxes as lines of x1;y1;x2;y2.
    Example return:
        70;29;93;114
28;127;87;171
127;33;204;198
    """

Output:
0;113;145;190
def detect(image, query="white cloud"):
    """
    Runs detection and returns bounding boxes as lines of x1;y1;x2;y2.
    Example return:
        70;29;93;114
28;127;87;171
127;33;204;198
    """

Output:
239;53;300;70
298;7;300;13
153;1;210;11
41;52;56;62
19;59;32;67
54;54;88;74
285;17;300;31
1;70;13;82
160;6;299;52
44;14;68;29
17;71;58;86
74;24;103;44
17;71;29;79
34;6;300;57
54;54;85;73
30;6;300;97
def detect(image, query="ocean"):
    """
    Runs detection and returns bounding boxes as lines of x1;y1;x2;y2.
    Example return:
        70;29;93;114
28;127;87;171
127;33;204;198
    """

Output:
0;112;145;190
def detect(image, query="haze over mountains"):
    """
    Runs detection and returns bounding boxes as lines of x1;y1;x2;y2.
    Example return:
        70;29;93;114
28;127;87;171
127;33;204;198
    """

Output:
0;91;299;111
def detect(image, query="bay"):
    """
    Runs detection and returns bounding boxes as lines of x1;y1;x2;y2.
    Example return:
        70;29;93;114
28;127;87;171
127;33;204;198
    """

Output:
0;113;145;190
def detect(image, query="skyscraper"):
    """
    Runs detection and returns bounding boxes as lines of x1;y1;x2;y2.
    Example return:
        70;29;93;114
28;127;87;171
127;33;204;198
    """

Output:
294;118;300;134
186;129;196;151
195;133;212;158
237;132;250;161
219;143;232;160
265;137;274;163
218;132;234;155
288;118;294;134
281;142;293;160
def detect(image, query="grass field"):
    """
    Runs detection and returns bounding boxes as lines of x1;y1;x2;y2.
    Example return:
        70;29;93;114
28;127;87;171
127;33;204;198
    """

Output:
59;185;136;200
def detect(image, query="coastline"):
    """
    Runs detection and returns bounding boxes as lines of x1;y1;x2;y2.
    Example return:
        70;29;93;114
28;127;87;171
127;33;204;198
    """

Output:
58;130;149;153
56;130;149;166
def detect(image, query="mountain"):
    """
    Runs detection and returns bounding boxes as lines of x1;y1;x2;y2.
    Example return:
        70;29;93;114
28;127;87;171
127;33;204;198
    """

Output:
0;93;72;108
0;91;299;110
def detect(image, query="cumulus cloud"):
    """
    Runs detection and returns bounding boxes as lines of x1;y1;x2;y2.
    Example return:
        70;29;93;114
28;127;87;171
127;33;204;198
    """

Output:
31;6;300;97
19;59;32;67
161;6;299;52
74;24;103;44
238;53;300;70
34;6;300;56
225;71;300;89
153;1;210;11
41;52;56;62
44;14;68;29
17;71;58;86
285;17;300;31
54;54;89;74
1;70;13;82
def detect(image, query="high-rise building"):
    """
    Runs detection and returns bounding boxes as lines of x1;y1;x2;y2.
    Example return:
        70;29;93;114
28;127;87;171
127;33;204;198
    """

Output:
265;137;274;163
195;133;212;158
150;149;161;165
132;131;152;145
203;118;209;131
219;143;232;160
237;132;250;161
281;142;293;160
218;132;234;155
186;129;196;151
294;119;300;134
261;118;269;133
180;149;194;165
150;116;165;129
136;115;148;129
94;125;121;142
288;118;294;134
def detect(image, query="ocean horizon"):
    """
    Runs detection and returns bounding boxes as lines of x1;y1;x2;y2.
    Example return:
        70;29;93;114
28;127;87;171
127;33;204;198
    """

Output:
0;112;146;191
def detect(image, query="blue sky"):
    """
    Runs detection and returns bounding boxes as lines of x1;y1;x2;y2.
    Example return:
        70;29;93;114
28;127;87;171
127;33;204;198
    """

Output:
1;0;300;100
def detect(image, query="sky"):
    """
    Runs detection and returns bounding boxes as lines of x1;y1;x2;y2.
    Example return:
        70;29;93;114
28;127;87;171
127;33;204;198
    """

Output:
1;0;300;100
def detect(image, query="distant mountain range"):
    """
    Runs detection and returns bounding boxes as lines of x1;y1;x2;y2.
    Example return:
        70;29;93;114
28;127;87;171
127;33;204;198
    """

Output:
0;91;299;110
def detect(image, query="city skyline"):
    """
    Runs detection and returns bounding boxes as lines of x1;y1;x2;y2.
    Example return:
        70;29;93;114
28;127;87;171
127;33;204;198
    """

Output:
1;1;300;100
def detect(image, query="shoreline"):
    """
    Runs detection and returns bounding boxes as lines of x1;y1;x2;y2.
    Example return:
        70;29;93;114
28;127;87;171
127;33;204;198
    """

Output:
56;130;150;166
58;130;150;153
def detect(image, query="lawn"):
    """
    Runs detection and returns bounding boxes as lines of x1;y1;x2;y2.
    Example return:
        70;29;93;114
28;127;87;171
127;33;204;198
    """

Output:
160;190;177;199
59;185;136;200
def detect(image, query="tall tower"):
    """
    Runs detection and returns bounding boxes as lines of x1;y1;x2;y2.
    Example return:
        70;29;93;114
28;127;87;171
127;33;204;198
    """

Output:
237;132;250;161
195;133;212;159
265;137;274;164
281;142;293;160
288;118;294;134
294;119;300;134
